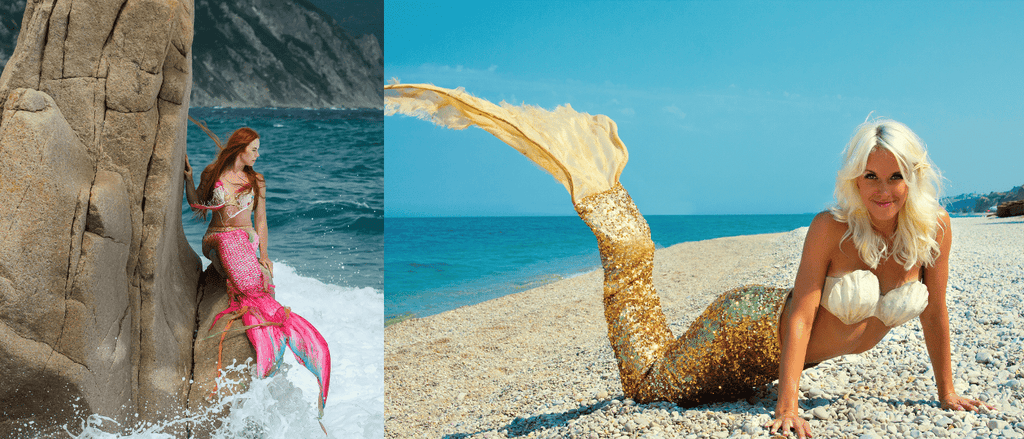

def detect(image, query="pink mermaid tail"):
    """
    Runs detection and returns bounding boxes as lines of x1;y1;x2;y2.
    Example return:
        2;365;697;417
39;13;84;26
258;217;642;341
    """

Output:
205;228;331;418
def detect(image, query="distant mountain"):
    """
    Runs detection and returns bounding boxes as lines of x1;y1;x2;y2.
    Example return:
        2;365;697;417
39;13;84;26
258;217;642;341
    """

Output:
191;0;382;108
0;0;382;109
942;184;1024;213
0;0;25;67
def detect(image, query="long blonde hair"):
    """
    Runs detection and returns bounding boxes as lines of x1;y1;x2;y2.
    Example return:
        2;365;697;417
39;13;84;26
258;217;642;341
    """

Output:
830;118;944;270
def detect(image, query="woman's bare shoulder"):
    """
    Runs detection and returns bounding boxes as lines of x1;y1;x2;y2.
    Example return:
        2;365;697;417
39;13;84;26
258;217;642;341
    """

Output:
808;211;847;238
935;209;952;242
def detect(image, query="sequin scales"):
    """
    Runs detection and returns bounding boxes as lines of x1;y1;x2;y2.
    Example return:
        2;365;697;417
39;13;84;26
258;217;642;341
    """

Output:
576;183;790;406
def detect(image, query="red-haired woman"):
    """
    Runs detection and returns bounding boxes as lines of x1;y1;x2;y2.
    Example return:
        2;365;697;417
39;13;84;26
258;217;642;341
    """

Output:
184;127;331;419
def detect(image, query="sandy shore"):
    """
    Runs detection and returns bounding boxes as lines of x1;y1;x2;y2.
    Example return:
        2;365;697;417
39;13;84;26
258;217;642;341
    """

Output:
385;217;1024;438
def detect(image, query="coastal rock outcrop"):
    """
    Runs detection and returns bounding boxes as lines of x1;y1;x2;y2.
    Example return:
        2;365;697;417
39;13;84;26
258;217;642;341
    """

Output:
943;184;1024;214
0;0;201;435
186;267;259;436
995;199;1024;217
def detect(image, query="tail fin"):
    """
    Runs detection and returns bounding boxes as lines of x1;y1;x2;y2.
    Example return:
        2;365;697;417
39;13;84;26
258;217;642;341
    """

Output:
282;311;332;418
385;83;628;203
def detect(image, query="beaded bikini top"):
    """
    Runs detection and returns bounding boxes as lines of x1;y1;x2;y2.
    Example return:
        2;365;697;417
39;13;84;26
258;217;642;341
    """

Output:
211;181;254;219
190;180;254;219
819;270;929;327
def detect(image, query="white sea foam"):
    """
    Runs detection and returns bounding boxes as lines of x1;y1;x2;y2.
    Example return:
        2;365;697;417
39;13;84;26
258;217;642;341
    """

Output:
65;261;383;438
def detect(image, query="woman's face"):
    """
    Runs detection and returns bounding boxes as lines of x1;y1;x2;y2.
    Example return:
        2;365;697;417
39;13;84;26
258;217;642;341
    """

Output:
857;148;908;230
240;138;260;167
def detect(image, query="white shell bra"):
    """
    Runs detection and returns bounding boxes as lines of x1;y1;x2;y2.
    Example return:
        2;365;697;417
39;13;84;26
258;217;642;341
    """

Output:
820;270;929;327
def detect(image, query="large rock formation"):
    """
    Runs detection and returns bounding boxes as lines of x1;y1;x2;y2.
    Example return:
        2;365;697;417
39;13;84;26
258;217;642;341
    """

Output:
186;268;258;436
995;199;1024;217
190;0;382;108
0;0;210;435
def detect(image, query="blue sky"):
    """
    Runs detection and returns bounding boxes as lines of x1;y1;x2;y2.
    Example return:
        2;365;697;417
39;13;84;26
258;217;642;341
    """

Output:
385;1;1024;217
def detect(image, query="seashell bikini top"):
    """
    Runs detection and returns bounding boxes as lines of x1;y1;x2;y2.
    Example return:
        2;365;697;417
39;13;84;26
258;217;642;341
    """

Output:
210;180;254;219
820;270;929;327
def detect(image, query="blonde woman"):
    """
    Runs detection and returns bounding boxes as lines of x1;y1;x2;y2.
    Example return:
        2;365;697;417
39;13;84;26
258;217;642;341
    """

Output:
385;84;989;438
767;119;990;437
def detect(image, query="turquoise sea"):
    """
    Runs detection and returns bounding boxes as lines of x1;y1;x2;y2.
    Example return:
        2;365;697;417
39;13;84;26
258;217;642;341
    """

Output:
40;109;385;438
385;213;816;323
182;107;383;289
170;108;384;438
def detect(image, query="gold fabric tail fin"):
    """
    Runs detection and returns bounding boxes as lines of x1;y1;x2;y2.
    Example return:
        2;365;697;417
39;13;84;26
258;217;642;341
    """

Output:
384;83;628;203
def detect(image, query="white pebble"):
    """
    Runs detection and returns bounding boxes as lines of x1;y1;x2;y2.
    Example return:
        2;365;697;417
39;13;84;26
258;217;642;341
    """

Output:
812;406;830;420
987;419;1008;430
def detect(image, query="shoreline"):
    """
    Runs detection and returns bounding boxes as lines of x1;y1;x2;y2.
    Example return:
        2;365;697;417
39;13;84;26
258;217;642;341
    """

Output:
384;214;818;324
385;217;1024;438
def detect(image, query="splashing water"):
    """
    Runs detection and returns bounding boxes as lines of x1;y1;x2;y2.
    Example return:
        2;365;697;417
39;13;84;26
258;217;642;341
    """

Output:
63;262;383;439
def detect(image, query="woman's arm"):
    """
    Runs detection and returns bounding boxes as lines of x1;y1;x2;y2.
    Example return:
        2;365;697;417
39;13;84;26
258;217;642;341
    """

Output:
184;154;200;207
919;212;991;411
767;212;834;439
254;175;273;275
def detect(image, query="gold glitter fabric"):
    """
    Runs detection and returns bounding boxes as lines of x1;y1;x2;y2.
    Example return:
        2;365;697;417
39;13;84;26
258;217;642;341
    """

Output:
576;183;791;406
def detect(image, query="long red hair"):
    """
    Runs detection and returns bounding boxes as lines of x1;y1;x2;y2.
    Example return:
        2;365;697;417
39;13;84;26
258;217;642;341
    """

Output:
194;127;263;219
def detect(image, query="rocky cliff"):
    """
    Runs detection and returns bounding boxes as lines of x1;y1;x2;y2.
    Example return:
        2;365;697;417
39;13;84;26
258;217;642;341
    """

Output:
191;0;383;109
0;0;202;435
942;184;1024;213
1;0;383;109
2;0;349;435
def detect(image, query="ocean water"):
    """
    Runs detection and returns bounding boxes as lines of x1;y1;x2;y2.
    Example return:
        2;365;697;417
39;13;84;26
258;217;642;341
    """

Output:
183;107;384;290
385;213;815;323
57;108;383;438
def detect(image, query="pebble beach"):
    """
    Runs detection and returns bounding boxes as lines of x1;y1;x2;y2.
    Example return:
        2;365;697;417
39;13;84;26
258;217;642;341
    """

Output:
385;216;1024;438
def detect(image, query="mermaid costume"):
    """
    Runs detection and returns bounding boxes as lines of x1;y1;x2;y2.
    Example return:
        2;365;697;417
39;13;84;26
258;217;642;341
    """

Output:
385;83;792;406
192;181;331;417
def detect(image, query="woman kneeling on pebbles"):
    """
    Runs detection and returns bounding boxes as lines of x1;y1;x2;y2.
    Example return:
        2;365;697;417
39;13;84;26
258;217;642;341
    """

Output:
385;83;991;438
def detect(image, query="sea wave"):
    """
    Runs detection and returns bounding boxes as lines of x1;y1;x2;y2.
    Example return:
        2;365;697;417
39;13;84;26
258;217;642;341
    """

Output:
60;262;383;439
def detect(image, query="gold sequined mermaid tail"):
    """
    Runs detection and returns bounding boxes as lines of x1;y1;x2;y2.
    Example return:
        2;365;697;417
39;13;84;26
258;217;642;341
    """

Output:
386;83;789;406
575;183;790;405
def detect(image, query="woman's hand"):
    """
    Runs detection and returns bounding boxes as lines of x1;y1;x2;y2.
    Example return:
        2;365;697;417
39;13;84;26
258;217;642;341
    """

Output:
766;412;813;438
183;153;201;207
259;256;274;276
184;154;194;180
940;392;994;411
